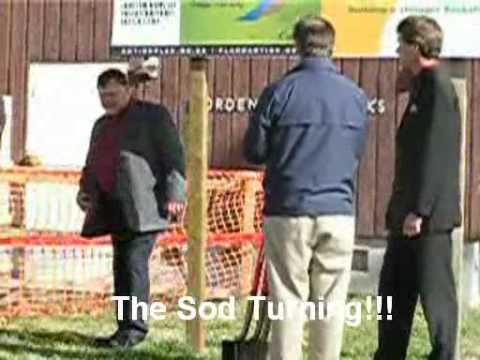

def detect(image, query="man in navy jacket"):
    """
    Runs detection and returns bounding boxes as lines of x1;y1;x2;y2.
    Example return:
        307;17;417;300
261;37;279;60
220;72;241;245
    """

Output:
244;16;370;360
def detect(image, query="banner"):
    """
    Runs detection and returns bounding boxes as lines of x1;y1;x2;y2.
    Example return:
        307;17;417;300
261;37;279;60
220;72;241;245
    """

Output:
332;0;480;58
111;0;319;56
111;0;480;57
27;63;127;168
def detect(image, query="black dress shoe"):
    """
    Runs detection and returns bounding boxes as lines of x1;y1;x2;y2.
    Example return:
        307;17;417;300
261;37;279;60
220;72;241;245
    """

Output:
106;330;146;349
92;330;120;347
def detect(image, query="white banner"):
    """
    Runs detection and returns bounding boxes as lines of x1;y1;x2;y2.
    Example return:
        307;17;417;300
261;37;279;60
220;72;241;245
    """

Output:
27;63;127;168
111;0;181;47
0;95;13;167
110;0;480;58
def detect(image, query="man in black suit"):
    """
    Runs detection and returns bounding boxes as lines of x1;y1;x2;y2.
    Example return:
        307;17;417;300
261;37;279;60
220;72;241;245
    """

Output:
77;69;186;348
374;16;461;360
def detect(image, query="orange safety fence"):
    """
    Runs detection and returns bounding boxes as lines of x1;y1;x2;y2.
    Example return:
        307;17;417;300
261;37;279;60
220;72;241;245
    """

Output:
0;167;265;316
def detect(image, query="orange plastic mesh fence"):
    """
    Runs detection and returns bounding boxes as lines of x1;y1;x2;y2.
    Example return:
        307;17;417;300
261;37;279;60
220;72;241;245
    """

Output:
0;167;264;316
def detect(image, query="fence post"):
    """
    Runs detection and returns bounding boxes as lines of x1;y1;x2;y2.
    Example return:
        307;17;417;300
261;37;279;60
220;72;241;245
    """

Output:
186;57;209;353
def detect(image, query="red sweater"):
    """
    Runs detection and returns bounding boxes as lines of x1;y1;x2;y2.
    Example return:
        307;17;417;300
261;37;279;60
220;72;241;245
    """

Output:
92;104;131;193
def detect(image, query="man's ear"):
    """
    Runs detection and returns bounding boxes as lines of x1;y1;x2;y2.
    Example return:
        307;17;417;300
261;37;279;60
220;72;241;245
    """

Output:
329;45;335;58
293;39;301;55
126;85;135;99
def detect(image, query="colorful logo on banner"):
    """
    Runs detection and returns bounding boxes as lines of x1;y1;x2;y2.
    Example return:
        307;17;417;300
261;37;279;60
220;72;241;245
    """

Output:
239;0;286;21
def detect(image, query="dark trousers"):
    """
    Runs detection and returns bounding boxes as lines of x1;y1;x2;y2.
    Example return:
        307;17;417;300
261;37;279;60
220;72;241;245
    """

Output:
112;231;157;335
374;231;458;360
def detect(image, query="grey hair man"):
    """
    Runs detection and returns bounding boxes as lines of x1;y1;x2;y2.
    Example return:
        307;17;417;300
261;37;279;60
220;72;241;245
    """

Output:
244;16;371;360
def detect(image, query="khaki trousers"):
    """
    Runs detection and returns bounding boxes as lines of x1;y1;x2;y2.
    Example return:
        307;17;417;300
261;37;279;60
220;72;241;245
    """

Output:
264;215;355;360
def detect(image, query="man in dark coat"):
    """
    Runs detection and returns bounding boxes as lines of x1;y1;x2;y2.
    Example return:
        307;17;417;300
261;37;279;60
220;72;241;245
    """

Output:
77;68;186;348
375;16;462;360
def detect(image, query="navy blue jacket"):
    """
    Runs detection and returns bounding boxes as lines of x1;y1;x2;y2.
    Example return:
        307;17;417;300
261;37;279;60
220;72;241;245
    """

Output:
243;57;370;216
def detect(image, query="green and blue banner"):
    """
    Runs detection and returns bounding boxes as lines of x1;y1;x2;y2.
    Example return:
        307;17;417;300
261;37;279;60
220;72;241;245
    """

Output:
111;0;480;57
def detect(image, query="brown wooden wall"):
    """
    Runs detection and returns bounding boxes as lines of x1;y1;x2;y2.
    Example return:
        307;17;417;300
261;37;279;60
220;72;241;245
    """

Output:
0;0;479;241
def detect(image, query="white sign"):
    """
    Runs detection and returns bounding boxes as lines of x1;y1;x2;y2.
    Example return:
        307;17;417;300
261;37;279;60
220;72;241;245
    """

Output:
0;95;13;167
27;63;127;168
111;0;181;48
0;95;13;225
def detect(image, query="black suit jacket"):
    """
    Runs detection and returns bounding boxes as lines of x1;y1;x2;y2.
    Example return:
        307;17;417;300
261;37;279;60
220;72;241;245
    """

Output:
79;100;186;237
386;66;462;234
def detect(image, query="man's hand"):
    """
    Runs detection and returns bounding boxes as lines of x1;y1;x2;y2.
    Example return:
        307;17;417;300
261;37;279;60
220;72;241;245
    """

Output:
76;191;92;212
167;202;186;222
403;213;423;238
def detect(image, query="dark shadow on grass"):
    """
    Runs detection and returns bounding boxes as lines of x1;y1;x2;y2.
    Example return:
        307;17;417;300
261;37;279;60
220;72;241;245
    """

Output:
0;342;116;360
0;329;93;347
0;329;206;359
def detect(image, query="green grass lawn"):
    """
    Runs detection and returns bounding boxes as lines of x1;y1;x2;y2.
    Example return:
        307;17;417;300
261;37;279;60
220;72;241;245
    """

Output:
0;297;478;359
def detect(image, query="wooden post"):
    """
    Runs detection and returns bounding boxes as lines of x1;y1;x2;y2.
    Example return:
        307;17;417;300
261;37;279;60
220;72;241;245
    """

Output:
447;60;467;360
239;178;261;295
186;57;209;352
242;178;258;233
